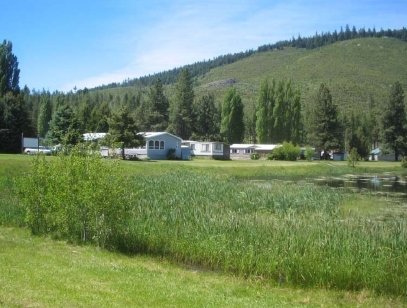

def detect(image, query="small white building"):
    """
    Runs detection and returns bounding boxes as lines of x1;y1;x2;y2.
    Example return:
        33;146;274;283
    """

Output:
230;144;280;159
183;141;230;159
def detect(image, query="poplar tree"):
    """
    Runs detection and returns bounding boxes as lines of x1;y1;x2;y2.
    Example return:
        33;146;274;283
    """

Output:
0;40;20;96
221;87;244;144
37;93;53;137
256;79;275;143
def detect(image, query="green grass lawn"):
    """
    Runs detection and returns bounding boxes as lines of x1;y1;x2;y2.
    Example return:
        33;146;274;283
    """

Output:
1;227;405;308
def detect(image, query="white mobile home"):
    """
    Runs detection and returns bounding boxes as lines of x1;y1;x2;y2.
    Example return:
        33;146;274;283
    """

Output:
184;141;230;159
230;144;280;159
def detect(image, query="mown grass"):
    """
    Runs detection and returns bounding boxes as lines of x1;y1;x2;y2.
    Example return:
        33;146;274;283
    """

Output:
1;154;407;304
3;227;405;308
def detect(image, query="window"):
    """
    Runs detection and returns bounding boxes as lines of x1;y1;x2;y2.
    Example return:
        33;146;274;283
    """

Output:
231;149;239;154
244;149;254;154
202;144;210;152
149;140;165;150
214;143;222;151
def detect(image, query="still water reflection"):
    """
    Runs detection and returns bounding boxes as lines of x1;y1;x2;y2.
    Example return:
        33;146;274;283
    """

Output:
304;174;407;196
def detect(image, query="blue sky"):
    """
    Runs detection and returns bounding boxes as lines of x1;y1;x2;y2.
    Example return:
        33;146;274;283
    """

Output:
1;0;406;92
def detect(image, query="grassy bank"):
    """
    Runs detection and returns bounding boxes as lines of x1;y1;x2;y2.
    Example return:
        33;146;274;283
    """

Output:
1;154;407;300
3;227;405;308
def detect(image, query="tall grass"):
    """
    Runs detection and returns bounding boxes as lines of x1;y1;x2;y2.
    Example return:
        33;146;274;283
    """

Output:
5;153;407;296
119;173;406;296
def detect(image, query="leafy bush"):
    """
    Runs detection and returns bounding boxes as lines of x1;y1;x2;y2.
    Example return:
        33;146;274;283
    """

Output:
304;146;315;161
401;156;407;168
17;146;138;248
267;142;301;161
347;148;360;167
250;152;260;160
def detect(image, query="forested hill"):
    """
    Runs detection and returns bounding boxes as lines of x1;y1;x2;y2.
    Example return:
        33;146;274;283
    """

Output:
87;35;407;115
95;25;407;90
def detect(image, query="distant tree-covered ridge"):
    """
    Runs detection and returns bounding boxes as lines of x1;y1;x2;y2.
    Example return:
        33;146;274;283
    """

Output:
93;25;407;90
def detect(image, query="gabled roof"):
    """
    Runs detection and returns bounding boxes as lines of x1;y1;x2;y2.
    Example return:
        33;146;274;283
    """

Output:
137;132;182;141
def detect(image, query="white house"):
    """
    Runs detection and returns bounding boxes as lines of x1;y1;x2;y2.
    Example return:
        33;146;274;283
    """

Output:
229;144;280;159
183;141;230;159
125;132;185;160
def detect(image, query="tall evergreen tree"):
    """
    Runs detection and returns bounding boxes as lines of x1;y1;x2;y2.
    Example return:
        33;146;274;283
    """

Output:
168;68;194;139
0;93;35;153
145;78;169;131
306;83;343;159
47;104;81;145
0;40;20;96
192;93;220;141
381;81;407;160
108;104;141;159
221;87;244;144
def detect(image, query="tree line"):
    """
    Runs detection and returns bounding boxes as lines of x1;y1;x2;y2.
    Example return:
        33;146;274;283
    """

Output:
1;39;406;160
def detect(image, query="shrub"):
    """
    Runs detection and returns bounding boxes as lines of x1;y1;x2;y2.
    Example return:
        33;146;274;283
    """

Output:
304;146;315;161
166;148;176;160
347;148;360;167
401;156;407;168
250;152;260;160
16;146;138;249
267;142;301;161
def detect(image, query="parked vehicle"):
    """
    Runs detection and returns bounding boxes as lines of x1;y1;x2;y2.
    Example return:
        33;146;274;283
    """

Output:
24;146;52;155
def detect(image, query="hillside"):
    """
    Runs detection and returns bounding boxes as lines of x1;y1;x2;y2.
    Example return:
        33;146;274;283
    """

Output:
95;37;407;117
191;37;407;113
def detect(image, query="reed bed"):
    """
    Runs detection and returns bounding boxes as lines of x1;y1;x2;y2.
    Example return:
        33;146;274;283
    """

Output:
119;172;407;296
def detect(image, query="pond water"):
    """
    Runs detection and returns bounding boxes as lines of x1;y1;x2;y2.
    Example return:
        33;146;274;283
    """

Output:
302;173;407;197
251;173;407;198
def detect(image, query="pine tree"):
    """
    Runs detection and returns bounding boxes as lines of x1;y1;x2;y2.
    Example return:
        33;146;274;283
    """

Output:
0;93;34;153
193;93;220;141
168;68;194;139
381;81;407;160
47;104;81;145
145;78;169;131
306;83;343;159
108;104;141;159
221;87;244;144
